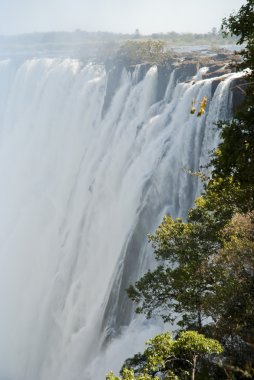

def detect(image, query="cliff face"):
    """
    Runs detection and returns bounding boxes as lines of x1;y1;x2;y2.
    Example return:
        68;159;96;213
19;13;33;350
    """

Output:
102;51;244;117
0;55;243;380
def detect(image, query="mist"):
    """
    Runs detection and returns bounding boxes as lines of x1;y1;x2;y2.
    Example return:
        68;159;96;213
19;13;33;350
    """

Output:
0;0;244;36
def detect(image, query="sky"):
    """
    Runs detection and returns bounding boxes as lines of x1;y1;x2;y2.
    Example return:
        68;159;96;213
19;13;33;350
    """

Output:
0;0;245;36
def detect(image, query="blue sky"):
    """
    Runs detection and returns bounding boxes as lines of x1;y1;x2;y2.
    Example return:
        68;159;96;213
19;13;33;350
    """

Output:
0;0;244;35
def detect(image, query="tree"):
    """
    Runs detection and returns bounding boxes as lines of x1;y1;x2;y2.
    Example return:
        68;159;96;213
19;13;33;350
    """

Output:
107;331;222;380
127;208;223;330
126;181;245;330
116;40;173;66
127;198;254;376
222;0;254;72
211;0;254;209
126;0;254;366
208;212;254;377
173;331;223;380
109;1;254;379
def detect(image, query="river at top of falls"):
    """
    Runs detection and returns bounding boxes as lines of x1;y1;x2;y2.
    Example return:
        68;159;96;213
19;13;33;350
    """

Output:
0;57;243;380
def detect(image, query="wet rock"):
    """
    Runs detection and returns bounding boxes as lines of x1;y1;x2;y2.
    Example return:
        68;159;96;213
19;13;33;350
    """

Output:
230;77;246;111
156;64;173;101
102;50;244;117
211;77;225;96
101;63;124;118
174;62;200;82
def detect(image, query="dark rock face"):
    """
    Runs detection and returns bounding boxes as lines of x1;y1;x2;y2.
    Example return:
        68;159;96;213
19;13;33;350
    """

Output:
101;63;124;118
203;65;232;80
174;62;200;82
129;63;153;83
210;76;245;112
211;77;225;97
101;63;154;117
156;64;173;101
101;51;244;118
215;53;232;61
99;51;246;344
207;64;224;73
230;77;246;111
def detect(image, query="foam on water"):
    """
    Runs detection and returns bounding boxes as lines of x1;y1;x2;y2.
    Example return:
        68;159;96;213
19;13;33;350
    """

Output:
0;59;242;380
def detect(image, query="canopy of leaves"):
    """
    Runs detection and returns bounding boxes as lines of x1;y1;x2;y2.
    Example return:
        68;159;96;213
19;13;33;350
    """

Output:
212;0;254;210
127;195;254;377
222;0;254;70
127;209;223;329
127;3;254;378
107;331;222;380
108;2;254;380
116;40;173;66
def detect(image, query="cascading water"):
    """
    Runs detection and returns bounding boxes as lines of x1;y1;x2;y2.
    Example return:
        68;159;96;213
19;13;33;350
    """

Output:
0;57;243;380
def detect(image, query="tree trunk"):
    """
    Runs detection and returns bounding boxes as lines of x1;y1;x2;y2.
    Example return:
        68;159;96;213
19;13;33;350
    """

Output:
192;355;197;380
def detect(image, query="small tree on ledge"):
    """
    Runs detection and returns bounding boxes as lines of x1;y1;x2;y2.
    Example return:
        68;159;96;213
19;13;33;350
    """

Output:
106;331;223;380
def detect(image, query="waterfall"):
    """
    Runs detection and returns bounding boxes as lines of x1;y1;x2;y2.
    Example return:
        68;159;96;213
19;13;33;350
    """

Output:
0;57;242;380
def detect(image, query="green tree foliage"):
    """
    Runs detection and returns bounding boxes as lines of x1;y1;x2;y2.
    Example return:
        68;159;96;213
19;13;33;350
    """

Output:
107;368;155;380
116;40;173;66
127;191;254;378
107;2;254;379
222;0;254;72
126;2;254;378
127;211;222;329
127;205;254;329
107;331;222;380
208;212;254;377
211;0;254;209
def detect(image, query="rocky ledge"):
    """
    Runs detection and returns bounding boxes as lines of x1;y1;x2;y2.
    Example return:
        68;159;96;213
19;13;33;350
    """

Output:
102;49;245;116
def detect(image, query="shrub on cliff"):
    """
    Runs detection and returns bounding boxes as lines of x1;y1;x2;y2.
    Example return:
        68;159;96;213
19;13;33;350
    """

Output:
116;40;174;66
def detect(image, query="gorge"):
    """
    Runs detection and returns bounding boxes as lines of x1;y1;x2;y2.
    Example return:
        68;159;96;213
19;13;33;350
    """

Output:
0;54;243;380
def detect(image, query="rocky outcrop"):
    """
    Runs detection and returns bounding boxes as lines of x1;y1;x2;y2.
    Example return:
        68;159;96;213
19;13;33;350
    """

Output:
174;62;200;82
101;63;124;118
203;64;232;79
231;77;246;111
157;64;173;101
102;50;244;117
102;62;158;117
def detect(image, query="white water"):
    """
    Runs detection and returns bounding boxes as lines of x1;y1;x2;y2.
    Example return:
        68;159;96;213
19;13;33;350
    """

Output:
0;58;242;380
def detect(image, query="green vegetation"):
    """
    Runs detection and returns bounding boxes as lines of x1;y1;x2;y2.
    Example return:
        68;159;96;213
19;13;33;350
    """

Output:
107;332;222;380
0;29;236;63
127;208;254;378
107;1;254;379
148;29;236;46
213;0;254;209
116;40;173;65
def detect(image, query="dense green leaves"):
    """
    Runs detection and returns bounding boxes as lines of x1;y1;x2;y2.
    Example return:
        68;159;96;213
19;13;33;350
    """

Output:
127;198;230;329
126;2;254;377
106;368;158;380
108;332;222;380
127;203;254;376
107;2;254;379
213;0;254;211
222;0;254;66
117;40;173;65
